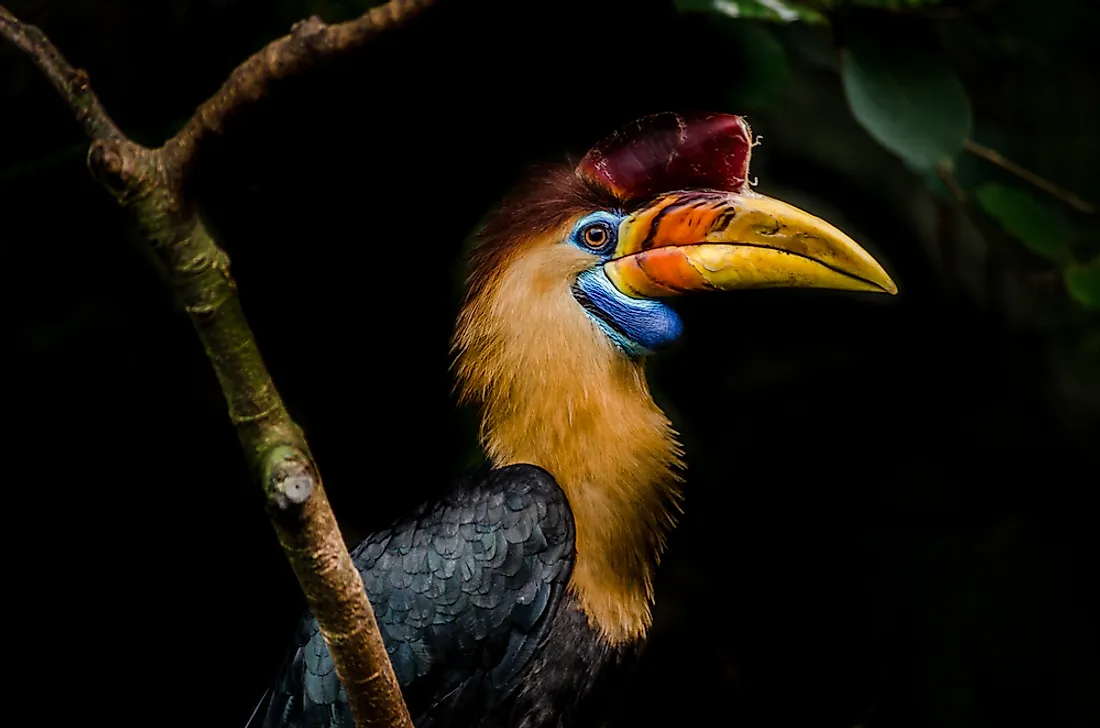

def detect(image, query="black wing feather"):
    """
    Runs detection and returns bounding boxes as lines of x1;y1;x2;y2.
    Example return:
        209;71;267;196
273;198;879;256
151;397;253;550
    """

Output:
261;464;575;728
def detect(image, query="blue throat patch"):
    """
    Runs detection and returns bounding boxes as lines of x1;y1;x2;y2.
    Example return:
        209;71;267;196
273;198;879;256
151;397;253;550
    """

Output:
574;267;683;357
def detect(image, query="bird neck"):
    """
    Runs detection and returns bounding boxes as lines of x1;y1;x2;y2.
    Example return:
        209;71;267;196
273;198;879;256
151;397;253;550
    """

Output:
454;250;684;646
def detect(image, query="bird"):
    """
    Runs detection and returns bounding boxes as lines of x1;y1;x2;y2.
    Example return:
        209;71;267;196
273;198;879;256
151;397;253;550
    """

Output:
258;111;897;728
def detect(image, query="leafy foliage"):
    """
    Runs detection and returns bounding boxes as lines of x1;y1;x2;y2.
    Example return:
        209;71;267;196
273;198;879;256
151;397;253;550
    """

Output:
841;38;971;170
674;0;826;23
816;0;948;8
1065;259;1100;310
975;183;1073;264
675;0;1097;313
704;18;793;111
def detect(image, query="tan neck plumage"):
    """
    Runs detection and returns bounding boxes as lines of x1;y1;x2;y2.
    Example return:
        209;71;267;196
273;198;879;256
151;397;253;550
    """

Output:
454;243;684;646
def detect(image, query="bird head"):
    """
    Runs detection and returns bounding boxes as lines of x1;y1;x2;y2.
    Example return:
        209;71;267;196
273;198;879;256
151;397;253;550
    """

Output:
458;111;897;363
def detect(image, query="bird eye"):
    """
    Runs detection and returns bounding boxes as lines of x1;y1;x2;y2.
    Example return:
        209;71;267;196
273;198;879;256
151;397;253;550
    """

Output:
583;225;607;247
580;221;615;252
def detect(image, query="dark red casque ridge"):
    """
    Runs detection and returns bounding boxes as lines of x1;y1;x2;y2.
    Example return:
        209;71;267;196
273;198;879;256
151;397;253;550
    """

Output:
576;111;753;202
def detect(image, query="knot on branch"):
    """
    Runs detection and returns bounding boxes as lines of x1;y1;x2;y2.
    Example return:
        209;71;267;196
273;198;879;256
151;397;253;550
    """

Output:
290;16;326;43
264;445;317;513
264;15;328;80
71;67;90;93
87;138;155;201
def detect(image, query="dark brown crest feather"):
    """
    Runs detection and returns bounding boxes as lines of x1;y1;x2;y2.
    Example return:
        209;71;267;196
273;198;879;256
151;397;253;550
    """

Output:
462;165;619;306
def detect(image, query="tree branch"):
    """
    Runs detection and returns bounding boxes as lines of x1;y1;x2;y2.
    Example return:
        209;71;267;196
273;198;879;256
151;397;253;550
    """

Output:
0;6;122;141
161;0;436;187
935;160;1058;290
1;4;436;726
963;139;1095;215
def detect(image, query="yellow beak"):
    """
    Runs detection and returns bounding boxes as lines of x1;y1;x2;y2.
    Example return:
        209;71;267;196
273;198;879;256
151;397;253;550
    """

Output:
604;190;898;298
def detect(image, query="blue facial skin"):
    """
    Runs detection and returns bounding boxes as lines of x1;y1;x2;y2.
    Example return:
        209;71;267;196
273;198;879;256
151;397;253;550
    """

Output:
568;212;684;357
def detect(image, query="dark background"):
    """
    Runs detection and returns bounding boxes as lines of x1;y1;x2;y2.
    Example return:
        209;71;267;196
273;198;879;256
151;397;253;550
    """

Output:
3;1;1097;727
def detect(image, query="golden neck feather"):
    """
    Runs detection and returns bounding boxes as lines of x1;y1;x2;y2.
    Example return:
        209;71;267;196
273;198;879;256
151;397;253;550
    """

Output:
453;235;684;646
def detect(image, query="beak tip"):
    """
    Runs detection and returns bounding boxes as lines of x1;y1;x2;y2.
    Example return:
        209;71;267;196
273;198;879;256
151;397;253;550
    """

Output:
865;260;898;295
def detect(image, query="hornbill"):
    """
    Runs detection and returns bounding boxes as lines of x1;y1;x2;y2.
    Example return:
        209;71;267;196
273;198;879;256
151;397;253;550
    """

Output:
260;112;896;728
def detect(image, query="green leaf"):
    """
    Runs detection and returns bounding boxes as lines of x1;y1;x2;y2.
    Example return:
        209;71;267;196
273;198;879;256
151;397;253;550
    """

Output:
840;39;972;170
714;23;793;110
1064;259;1100;310
674;0;827;24
813;0;948;9
975;183;1073;263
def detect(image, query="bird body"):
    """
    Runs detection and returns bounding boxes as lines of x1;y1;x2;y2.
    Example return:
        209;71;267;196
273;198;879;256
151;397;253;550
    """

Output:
262;465;638;728
260;112;897;728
